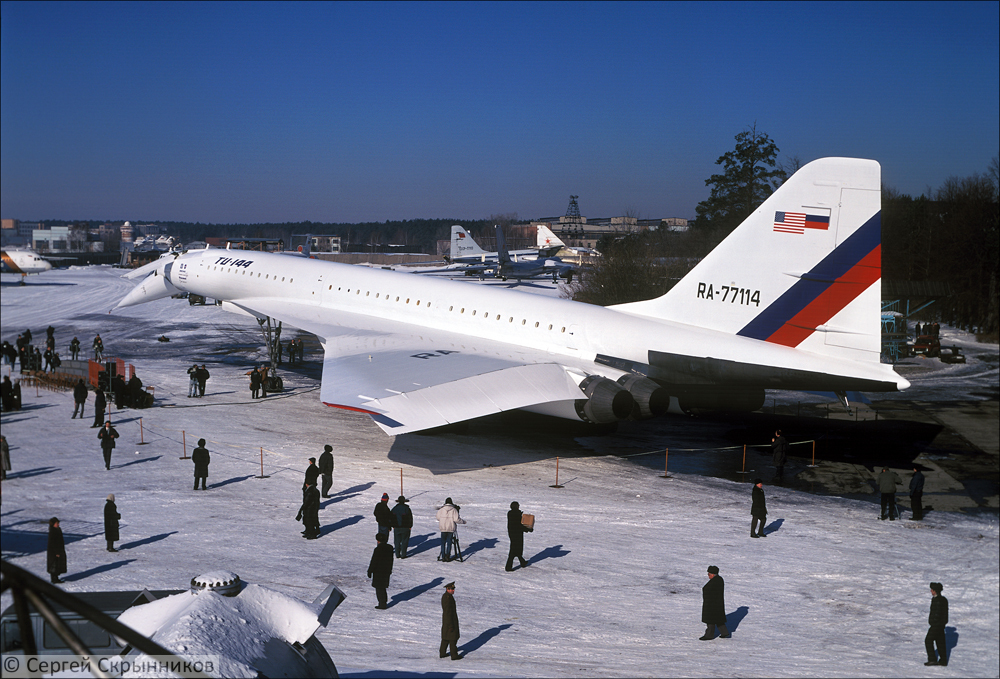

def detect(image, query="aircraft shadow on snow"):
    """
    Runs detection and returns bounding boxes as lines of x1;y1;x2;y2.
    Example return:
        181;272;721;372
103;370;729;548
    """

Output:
0;280;77;288
387;410;610;474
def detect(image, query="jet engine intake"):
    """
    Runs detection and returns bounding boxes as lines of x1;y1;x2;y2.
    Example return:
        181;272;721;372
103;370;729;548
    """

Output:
616;374;669;420
677;387;765;414
575;375;635;423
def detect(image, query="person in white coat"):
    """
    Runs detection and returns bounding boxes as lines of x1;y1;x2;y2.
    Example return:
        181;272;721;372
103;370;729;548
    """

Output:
435;498;465;562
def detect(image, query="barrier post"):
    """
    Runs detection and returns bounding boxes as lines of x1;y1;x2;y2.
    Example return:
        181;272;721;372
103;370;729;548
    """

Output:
550;457;564;488
400;468;403;497
137;417;148;445
737;444;751;474
660;447;672;478
256;447;269;479
807;440;819;468
180;430;189;459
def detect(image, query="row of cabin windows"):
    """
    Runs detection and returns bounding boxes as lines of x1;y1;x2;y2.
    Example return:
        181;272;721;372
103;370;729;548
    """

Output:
330;285;567;333
203;265;567;334
208;264;292;283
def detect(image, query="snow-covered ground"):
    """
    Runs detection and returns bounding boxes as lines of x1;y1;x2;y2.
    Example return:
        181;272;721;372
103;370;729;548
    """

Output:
1;266;998;678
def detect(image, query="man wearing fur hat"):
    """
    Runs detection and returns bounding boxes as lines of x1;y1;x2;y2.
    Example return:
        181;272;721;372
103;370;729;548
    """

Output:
367;533;394;609
699;566;730;640
924;582;949;666
374;492;395;539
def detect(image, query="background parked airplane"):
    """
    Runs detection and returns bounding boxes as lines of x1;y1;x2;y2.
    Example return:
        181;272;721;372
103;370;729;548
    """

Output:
537;223;600;258
1;248;54;283
446;224;555;263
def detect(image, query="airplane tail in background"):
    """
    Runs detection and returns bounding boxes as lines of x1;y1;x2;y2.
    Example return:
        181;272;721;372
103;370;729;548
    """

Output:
494;225;511;265
612;157;883;365
537;224;566;249
450;225;487;260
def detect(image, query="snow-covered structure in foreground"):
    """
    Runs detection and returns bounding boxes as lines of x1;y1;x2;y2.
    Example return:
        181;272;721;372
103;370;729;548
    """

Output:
116;571;344;678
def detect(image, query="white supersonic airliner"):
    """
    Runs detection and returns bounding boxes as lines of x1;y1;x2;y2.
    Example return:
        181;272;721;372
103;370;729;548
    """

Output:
115;158;908;435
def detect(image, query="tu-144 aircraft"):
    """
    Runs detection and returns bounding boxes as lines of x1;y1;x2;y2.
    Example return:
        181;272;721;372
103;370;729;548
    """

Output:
115;158;907;435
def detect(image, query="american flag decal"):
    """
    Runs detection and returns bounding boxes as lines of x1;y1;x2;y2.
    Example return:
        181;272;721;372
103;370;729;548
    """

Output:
774;211;830;234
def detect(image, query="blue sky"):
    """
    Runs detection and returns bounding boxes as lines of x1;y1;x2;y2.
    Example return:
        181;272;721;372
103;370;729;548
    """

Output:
2;1;998;224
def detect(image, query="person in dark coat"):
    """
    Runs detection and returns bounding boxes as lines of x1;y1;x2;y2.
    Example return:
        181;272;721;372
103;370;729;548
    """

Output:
187;364;200;398
699;565;730;640
112;374;127;409
196;365;210;397
248;367;261;399
72;379;88;419
303;457;319;496
297;481;321;539
43;347;54;372
127;374;144;408
98;422;119;470
391;496;413;558
92;388;106;428
367;533;395;609
440;582;462;660
374;492;395;539
771;429;788;482
192;439;210;490
751;479;767;538
92;335;104;361
104;494;121;552
47;517;67;584
69;337;81;360
925;582;949;666
318;445;334;498
0;375;12;412
506;501;530;571
877;467;902;520
1;434;10;480
909;466;926;521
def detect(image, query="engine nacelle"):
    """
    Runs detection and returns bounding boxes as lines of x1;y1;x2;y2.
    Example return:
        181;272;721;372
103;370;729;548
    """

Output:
575;375;635;423
677;387;765;414
616;374;669;420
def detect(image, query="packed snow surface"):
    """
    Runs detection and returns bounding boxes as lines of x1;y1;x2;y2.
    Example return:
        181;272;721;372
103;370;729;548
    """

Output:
1;266;998;678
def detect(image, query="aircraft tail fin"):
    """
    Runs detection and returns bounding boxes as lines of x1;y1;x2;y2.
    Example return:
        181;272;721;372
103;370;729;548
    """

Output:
537;224;566;249
495;225;511;265
450;225;486;260
611;157;883;365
